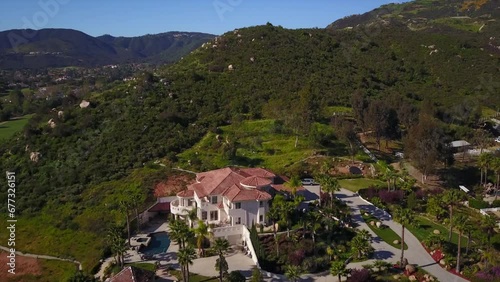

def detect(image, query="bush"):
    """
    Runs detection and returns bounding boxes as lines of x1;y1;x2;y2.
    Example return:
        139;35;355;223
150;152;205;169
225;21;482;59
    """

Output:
469;198;489;209
347;268;372;282
226;271;246;282
288;249;305;266
301;257;318;273
491;200;500;208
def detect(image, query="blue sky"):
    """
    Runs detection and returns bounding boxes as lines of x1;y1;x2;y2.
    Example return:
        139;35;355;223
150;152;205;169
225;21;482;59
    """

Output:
0;0;410;37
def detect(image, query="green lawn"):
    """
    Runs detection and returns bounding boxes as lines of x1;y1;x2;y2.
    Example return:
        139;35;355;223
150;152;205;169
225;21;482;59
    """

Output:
0;115;32;141
339;178;385;192
406;215;468;246
361;213;408;250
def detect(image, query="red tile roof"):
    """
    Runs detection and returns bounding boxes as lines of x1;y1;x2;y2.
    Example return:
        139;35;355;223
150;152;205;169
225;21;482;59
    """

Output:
188;167;273;202
177;189;194;197
240;176;272;187
148;202;170;212
109;266;155;282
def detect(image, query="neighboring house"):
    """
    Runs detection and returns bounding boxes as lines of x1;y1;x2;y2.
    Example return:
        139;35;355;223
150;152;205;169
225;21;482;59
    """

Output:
450;140;471;153
171;167;297;228
109;266;156;282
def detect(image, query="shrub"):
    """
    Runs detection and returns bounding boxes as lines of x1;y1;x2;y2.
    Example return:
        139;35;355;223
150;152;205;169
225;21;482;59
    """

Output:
288;249;305;266
347;268;372;282
469;198;489;209
491;200;500;208
301;257;318;273
378;190;404;205
226;271;246;282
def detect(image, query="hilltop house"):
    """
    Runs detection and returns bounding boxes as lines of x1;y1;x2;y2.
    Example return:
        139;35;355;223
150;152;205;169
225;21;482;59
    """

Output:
170;167;297;228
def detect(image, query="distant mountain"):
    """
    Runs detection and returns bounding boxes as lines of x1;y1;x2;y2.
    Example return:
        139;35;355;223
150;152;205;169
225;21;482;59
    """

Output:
0;28;215;69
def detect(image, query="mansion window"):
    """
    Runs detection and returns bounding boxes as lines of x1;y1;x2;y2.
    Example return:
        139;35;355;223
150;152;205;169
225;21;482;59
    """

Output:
202;211;207;220
259;215;264;222
236;217;241;224
235;202;241;209
210;211;218;221
211;196;217;204
259;201;264;207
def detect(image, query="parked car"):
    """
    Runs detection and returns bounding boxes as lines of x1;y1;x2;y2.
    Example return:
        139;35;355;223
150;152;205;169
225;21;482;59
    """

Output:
495;136;500;143
301;178;318;185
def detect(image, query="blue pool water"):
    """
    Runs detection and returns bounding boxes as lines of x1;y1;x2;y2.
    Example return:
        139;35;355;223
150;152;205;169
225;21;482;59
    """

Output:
140;232;171;256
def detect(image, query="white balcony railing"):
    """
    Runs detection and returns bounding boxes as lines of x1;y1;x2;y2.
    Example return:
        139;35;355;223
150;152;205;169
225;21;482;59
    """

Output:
170;199;194;215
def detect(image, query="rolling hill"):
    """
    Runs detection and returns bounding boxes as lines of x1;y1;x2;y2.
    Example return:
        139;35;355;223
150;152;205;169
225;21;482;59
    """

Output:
0;28;215;69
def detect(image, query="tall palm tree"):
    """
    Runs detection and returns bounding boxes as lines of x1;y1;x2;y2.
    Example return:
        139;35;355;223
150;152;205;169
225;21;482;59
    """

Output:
481;215;496;251
129;184;144;233
330;261;349;282
195;220;209;256
178;245;196;282
284;265;302;282
443;190;463;242
350;233;372;259
317;174;340;208
169;219;190;249
119;199;132;247
305;210;322;246
394;207;414;266
106;225;126;268
492;157;500;198
213;238;230;282
267;205;280;256
453;214;468;273
463;220;475;255
478;153;493;185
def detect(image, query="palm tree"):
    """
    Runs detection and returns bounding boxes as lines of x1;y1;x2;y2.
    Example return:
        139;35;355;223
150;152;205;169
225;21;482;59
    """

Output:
393;207;414;266
129;184;144;233
119;199;132;247
350;233;372;259
284;265;302;282
317;174;340;208
250;267;264;282
267;205;280;256
106;225;126;268
481;215;496;251
188;208;198;228
330;261;349;282
454;214;468;273
373;260;392;273
169;219;190;249
463;220;475;255
492;157;500;197
285;175;302;198
478;153;493;185
195;220;209;256
305;210;322;245
178;245;196;282
213;238;230;282
443;190;463;242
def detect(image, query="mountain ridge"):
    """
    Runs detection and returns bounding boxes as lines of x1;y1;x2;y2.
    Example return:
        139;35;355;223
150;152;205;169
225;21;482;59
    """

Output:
0;28;216;69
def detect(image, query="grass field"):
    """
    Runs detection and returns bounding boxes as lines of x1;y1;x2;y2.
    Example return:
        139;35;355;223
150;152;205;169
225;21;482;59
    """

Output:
0;115;33;141
362;213;408;250
177;119;333;173
339;178;385;192
406;215;468;246
170;270;218;282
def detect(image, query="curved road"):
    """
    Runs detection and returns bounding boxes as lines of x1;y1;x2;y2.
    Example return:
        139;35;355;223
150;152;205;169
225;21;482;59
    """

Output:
335;188;468;282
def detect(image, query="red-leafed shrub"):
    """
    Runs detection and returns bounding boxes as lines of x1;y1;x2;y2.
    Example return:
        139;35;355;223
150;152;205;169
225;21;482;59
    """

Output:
288;249;305;266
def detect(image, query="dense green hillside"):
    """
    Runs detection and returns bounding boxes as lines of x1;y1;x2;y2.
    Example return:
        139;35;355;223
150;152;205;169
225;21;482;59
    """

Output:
0;0;499;275
0;29;215;68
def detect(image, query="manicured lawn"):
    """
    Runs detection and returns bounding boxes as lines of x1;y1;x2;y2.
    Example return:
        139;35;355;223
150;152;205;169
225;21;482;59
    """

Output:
0;114;32;141
339;178;385;192
361;213;408;250
406;215;468;246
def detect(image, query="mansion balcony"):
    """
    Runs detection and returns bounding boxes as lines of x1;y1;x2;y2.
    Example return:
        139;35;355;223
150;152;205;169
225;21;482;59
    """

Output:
170;199;195;216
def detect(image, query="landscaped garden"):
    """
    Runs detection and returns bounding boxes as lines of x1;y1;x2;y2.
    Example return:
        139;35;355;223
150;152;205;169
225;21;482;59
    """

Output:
361;211;408;250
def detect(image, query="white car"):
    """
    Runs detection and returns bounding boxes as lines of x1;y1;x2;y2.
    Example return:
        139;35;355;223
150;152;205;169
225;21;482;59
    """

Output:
301;178;316;185
495;136;500;143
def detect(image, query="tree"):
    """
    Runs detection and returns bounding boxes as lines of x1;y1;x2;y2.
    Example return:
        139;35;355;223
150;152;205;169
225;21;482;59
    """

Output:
478;153;493;186
106;225;127;268
267;202;280;256
284;265;303;282
178;246;196;282
454;214;468;273
316;174;340;208
68;271;97;282
214;238;230;282
463;220;475;255
332;117;358;163
250;267;264;282
330;261;349;282
119;199;132;248
443;190;463;242
393;207;414;266
195;220;209;256
364;99;389;150
226;271;246;282
480;215;497;251
305;210;322;246
350;232;373;259
285;175;302;197
426;196;446;221
129;183;145;233
404;114;444;183
169;219;191;249
351;90;368;131
373;260;392;273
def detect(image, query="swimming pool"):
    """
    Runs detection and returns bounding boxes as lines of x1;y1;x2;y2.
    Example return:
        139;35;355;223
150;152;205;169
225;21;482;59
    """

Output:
140;232;171;256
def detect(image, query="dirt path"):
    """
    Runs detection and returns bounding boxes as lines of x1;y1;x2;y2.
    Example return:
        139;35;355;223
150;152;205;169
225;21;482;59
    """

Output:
0;245;82;270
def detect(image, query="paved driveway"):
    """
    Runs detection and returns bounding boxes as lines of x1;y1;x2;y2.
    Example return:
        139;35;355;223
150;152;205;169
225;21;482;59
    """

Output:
335;188;469;282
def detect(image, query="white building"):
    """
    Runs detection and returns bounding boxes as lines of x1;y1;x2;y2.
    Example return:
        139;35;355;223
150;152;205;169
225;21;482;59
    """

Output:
171;167;294;228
